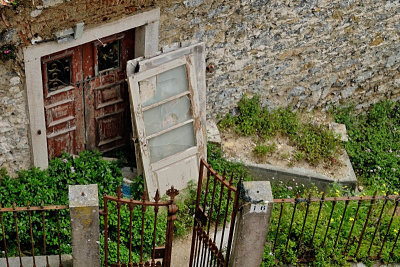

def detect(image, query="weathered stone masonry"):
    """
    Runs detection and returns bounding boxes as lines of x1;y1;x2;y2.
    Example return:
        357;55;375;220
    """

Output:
0;62;30;173
158;0;400;115
0;0;399;173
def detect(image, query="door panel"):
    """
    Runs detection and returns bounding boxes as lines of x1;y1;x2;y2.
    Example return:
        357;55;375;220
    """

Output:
96;111;124;148
128;52;205;196
42;29;135;159
84;31;134;152
95;84;124;109
154;155;198;193
41;47;85;159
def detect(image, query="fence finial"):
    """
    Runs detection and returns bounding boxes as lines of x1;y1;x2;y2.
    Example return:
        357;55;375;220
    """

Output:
166;186;179;201
154;189;160;202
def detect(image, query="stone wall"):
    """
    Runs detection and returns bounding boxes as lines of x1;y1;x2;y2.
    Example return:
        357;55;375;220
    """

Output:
0;0;399;173
0;62;30;174
157;0;400;116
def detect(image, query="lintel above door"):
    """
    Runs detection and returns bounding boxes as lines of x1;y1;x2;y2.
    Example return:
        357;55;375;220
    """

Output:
127;43;207;197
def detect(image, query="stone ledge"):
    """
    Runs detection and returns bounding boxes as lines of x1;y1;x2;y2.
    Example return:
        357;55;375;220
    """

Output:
233;150;357;191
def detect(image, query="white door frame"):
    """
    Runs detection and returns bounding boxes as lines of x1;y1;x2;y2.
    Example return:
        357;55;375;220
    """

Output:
23;8;160;169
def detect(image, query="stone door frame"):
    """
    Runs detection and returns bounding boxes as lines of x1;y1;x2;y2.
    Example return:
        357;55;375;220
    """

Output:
23;8;160;169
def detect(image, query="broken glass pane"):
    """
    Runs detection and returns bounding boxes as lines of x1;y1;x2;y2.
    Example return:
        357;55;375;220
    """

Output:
141;65;189;106
148;123;195;163
143;95;192;136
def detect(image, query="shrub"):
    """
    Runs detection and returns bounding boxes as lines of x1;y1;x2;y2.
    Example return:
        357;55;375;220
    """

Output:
0;151;157;261
219;94;341;165
296;123;341;165
233;94;263;136
253;143;277;157
263;185;400;266
333;101;400;191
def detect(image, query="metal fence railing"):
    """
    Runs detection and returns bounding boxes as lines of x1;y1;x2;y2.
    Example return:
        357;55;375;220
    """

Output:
268;193;400;263
102;186;179;267
0;203;69;267
189;158;241;267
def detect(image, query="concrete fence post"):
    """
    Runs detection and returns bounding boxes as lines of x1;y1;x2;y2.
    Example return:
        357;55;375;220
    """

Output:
69;184;101;267
229;181;274;267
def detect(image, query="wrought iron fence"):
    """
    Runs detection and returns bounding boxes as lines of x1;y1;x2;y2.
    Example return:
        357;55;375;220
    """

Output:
267;193;400;264
189;158;241;267
0;203;69;267
102;186;179;267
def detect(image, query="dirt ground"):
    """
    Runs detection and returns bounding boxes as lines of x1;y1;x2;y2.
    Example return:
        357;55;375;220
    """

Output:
171;232;193;267
221;129;349;180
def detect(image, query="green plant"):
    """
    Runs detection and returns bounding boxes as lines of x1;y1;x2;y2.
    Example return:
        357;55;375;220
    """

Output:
171;143;253;237
263;185;400;266
296;123;341;165
253;143;277;157
333;101;400;191
272;107;299;137
293;150;304;161
101;201;168;264
219;94;341;165
0;151;141;260
218;113;235;130
130;175;145;200
232;94;263;136
207;143;252;181
0;151;170;262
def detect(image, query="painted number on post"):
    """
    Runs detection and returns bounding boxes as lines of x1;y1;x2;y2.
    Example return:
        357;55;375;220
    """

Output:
250;203;268;213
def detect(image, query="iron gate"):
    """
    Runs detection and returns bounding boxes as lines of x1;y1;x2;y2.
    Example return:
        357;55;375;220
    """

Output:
189;158;241;267
103;186;179;267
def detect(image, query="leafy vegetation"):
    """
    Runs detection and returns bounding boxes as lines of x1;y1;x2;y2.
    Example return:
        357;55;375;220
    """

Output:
295;123;341;165
192;144;400;266
171;143;253;237
254;143;277;158
333;101;400;191
262;185;400;266
0;151;164;264
219;95;300;139
219;94;342;166
1;95;398;266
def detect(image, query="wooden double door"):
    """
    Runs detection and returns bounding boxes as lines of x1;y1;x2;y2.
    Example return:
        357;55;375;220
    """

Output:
41;30;134;159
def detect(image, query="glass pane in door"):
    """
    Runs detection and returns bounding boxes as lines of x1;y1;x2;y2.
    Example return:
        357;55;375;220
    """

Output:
140;65;189;106
148;123;195;163
143;95;192;135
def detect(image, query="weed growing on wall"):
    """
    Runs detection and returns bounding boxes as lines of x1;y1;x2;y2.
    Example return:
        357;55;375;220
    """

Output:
333;101;400;191
219;94;342;166
0;43;17;60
